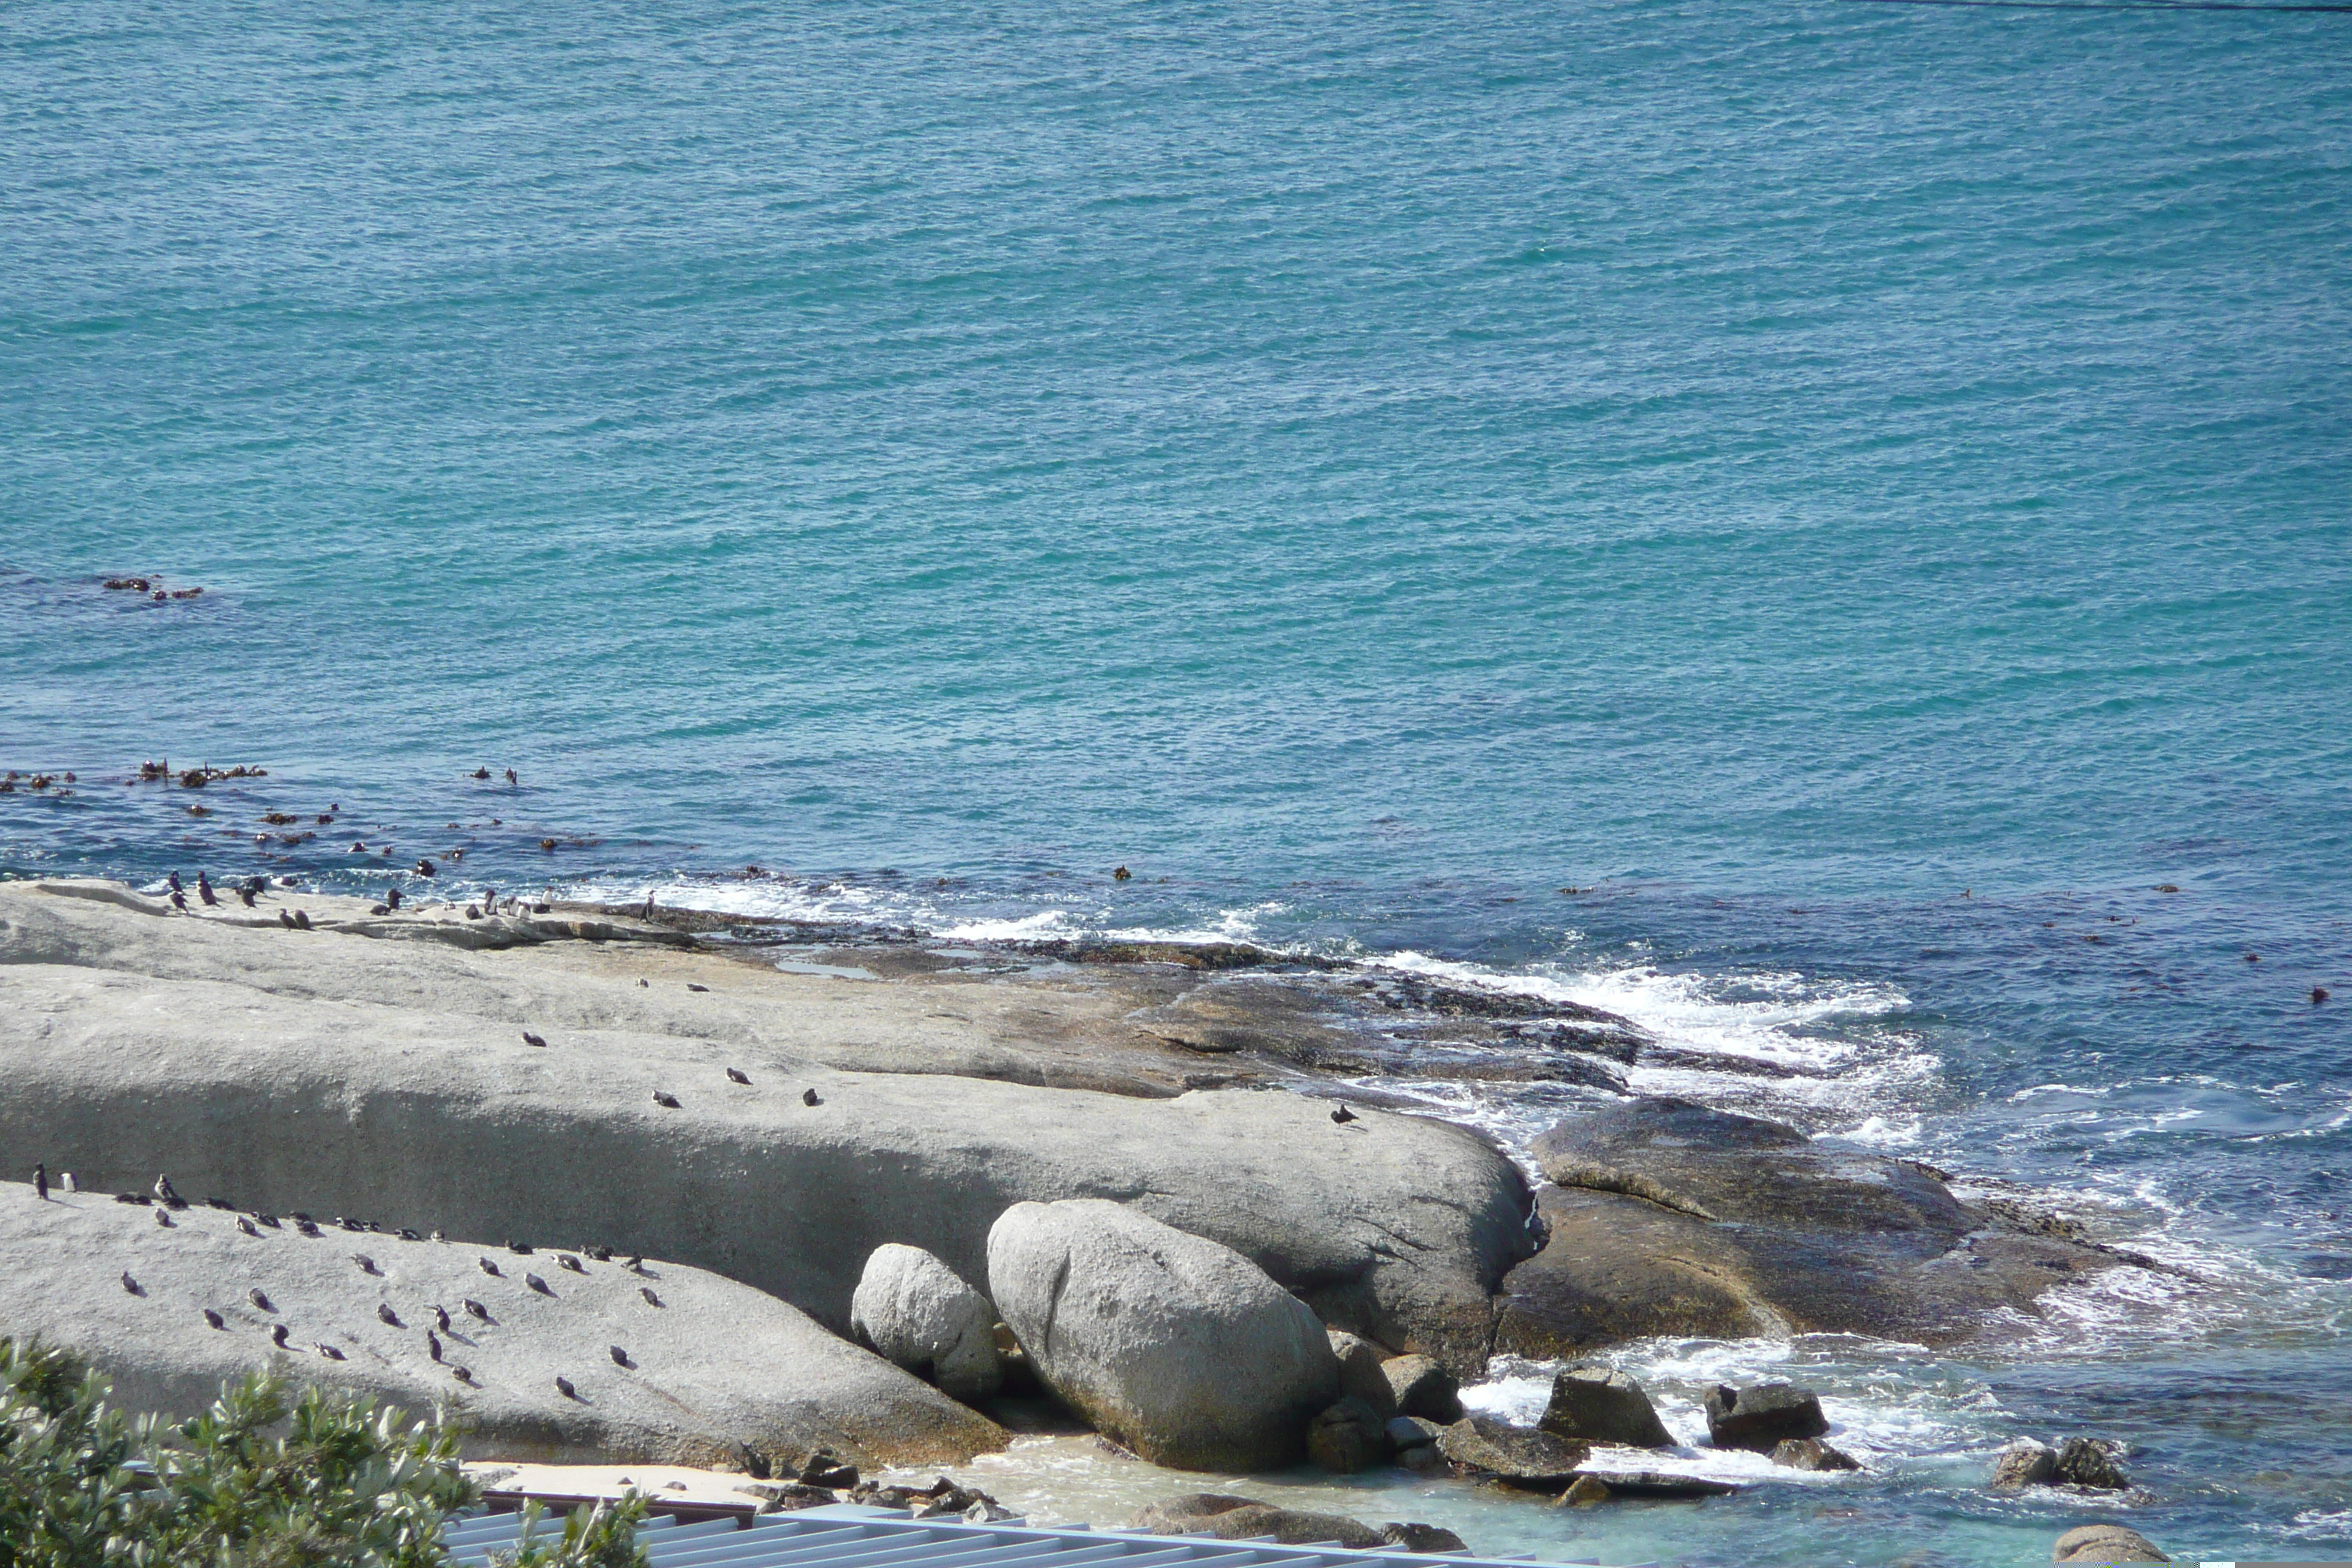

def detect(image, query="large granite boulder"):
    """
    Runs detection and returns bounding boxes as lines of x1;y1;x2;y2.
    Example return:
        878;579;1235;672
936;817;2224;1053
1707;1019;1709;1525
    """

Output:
0;881;1534;1378
1327;1330;1399;1417
0;1180;1001;1470
849;1244;1002;1403
1381;1352;1463;1423
2053;1525;2167;1563
1305;1397;1387;1473
987;1199;1338;1471
1704;1382;1828;1452
1539;1365;1673;1449
1496;1098;2144;1354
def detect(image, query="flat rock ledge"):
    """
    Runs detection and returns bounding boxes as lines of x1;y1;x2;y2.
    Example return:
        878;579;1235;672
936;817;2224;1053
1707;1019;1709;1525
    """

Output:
0;880;1534;1379
0;1181;1001;1470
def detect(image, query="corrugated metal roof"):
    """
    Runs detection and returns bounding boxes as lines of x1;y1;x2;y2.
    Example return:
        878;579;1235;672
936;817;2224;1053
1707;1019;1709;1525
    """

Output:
440;1501;1624;1568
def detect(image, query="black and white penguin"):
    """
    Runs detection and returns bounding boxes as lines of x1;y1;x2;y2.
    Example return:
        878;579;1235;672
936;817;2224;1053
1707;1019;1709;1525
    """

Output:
271;1324;290;1348
377;1304;401;1327
554;1376;577;1400
32;1163;46;1201
249;1289;274;1312
727;1068;750;1085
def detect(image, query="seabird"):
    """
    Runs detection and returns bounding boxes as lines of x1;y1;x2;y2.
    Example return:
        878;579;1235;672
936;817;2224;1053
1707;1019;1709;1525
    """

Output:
293;910;311;930
156;1207;173;1227
727;1068;750;1085
609;1345;630;1366
2317;987;2332;1004
463;1298;490;1321
585;1245;612;1262
624;1256;644;1273
521;1032;547;1048
316;1343;344;1361
525;1273;552;1295
168;872;184;894
398;1228;421;1241
203;1308;225;1330
426;1329;443;1362
279;911;295;929
554;1376;577;1400
464;906;480;920
370;905;390;916
238;1216;259;1237
154;1174;182;1205
60;1172;74;1194
250;1289;274;1311
295;1218;321;1237
352;1254;378;1275
271;1324;290;1347
802;1088;821;1107
386;887;402;911
508;1240;533;1255
238;886;257;908
557;1254;584;1273
505;769;517;785
1330;1105;1358;1124
32;1163;46;1201
642;894;656;921
451;1365;474;1384
121;1271;141;1295
652;1090;680;1109
478;1256;501;1276
1114;866;1131;881
637;979;648;988
197;872;218;906
114;1191;150;1206
256;1212;281;1229
433;1303;451;1331
207;1198;233;1210
687;983;709;993
377;1303;402;1327
639;1286;662;1308
170;892;187;911
415;859;436;878
472;768;490;780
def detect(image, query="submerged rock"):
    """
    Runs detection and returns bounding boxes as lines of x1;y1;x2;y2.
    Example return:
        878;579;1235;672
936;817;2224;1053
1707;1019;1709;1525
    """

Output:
849;1244;1003;1403
1127;1494;1384;1548
1539;1365;1673;1449
2053;1524;2168;1563
1496;1097;2144;1355
1705;1382;1828;1452
1991;1438;2059;1488
1770;1437;1861;1471
1436;1414;1591;1490
2052;1436;2132;1491
987;1199;1338;1471
1381;1523;1468;1552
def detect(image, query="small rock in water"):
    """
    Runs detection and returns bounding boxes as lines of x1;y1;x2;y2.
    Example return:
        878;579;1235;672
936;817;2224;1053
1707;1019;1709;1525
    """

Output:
2052;1436;2131;1491
1436;1415;1591;1489
798;1450;859;1490
1705;1382;1828;1452
1991;1438;2059;1488
2052;1523;2168;1563
1771;1437;1861;1471
1379;1523;1468;1554
1555;1475;1612;1508
1541;1365;1673;1449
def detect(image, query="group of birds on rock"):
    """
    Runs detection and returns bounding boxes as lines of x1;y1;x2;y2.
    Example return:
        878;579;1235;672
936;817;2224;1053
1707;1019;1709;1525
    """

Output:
513;1006;825;1109
161;870;268;913
35;1167;657;1406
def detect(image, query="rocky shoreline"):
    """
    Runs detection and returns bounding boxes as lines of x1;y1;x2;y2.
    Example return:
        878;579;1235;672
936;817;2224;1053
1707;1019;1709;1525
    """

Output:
0;877;2177;1561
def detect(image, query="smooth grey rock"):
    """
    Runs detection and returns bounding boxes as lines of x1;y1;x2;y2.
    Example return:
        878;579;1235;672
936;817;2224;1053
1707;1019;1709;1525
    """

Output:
1991;1438;2059;1488
1435;1415;1591;1490
1305;1397;1387;1474
1769;1437;1861;1471
849;1244;1002;1403
987;1199;1338;1471
1497;1098;2141;1355
1704;1382;1828;1452
0;881;1534;1378
1380;1352;1463;1423
2053;1524;2168;1563
2053;1436;2131;1490
1572;1470;1741;1498
0;1181;1001;1469
1127;1494;1385;1548
1387;1414;1444;1449
1327;1329;1399;1418
1381;1523;1469;1553
1539;1365;1673;1449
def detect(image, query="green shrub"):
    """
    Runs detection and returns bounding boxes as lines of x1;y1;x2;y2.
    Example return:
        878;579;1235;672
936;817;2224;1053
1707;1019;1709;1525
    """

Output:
0;1338;647;1567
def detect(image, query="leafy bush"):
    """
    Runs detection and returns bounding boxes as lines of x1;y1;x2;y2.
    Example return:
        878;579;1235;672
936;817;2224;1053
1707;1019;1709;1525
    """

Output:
0;1338;647;1567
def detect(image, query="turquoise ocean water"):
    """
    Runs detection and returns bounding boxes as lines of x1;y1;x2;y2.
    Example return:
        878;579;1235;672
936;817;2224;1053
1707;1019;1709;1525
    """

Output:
4;3;2350;1561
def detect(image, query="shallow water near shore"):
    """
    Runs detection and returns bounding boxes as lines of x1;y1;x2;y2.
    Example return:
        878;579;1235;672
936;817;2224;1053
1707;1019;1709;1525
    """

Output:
4;0;2351;1561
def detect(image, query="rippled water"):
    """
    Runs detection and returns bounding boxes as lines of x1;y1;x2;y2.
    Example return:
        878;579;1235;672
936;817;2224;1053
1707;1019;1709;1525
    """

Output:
4;1;2350;1561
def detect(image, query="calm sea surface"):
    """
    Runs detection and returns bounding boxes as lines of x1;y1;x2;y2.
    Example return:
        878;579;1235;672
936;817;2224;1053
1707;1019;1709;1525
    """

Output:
4;2;2349;1561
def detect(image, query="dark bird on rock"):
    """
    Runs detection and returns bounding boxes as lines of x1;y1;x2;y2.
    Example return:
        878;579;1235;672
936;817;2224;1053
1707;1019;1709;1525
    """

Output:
279;911;295;929
398;1228;421;1241
429;1228;446;1243
316;1343;344;1361
238;1216;259;1237
639;1286;662;1308
508;1240;533;1254
121;1272;142;1296
249;1289;274;1312
238;886;257;908
637;979;648;988
113;1191;150;1206
415;859;436;878
337;1217;363;1233
478;1256;501;1276
451;1365;474;1384
295;1217;320;1237
521;1032;547;1048
352;1254;377;1275
385;887;402;911
426;1329;443;1362
554;1376;577;1400
253;1211;279;1229
156;1207;173;1227
370;905;390;916
434;1303;451;1331
271;1324;290;1348
463;1298;490;1321
293;909;311;930
802;1088;821;1107
464;906;480;920
608;1345;630;1366
726;1068;750;1085
526;1273;552;1295
154;1174;181;1205
585;1245;611;1262
652;1090;680;1109
197;872;218;905
557;1254;584;1273
203;1309;225;1330
168;872;183;894
170;892;187;911
505;769;517;785
377;1303;402;1327
1330;1105;1358;1124
207;1197;233;1210
32;1164;45;1201
687;983;709;992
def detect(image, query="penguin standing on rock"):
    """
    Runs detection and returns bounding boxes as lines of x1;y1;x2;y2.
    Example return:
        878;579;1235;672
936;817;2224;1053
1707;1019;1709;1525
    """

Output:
1330;1105;1358;1124
271;1324;290;1348
426;1329;443;1362
168;872;183;894
279;911;295;930
238;886;257;908
154;1175;182;1206
32;1164;46;1201
197;872;218;906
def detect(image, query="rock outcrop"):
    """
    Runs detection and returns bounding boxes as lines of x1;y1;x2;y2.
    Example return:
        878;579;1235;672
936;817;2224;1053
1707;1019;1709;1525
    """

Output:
1496;1098;2144;1354
1305;1397;1387;1473
2053;1524;2168;1563
2052;1436;2132;1490
1380;1353;1463;1423
0;1181;1002;1470
849;1245;1003;1403
1991;1439;2059;1488
987;1200;1338;1471
1435;1415;1591;1490
1539;1365;1673;1449
0;881;1534;1378
1704;1382;1828;1452
1327;1330;1398;1417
